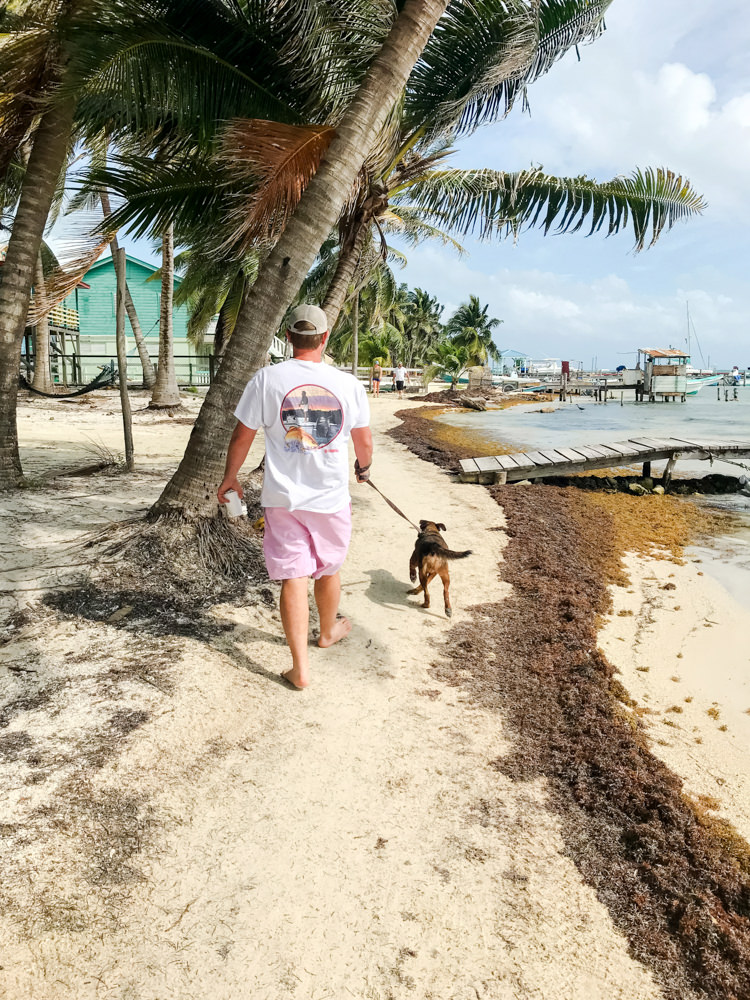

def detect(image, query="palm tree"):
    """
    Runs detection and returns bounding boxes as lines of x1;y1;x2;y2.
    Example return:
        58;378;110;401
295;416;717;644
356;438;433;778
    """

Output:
30;251;55;393
0;0;389;486
445;295;502;366
149;225;181;408
151;0;454;516
54;0;705;515
402;288;444;368
99;183;156;388
424;341;472;389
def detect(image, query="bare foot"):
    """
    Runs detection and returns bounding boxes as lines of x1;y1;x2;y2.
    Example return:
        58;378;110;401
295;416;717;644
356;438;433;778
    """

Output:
281;669;309;690
317;616;352;648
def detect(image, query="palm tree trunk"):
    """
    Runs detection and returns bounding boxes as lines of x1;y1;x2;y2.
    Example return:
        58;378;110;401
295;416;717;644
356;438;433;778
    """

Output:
213;303;229;358
149;225;181;408
351;290;359;377
321;224;367;331
31;253;55;393
153;0;449;516
0;96;75;488
100;189;156;388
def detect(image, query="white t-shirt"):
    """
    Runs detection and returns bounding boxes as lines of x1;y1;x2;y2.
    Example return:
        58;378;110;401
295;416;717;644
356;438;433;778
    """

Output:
394;365;406;382
234;359;370;512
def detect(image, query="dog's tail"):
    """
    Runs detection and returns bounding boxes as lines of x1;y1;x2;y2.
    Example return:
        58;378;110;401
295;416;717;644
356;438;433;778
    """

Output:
443;548;472;561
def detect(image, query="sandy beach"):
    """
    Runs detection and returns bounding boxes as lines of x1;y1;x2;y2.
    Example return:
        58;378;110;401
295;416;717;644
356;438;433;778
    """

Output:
601;551;750;843
2;388;750;998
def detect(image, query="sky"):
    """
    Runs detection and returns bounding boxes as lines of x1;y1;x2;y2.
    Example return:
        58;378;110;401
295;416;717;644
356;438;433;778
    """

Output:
393;0;750;371
66;0;750;371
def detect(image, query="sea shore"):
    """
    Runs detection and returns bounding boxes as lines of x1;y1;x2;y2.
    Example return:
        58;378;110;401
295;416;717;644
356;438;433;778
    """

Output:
392;397;750;997
1;388;749;998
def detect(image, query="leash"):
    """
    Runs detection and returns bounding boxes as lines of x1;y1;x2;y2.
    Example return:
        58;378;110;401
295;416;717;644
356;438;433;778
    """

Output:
367;479;420;532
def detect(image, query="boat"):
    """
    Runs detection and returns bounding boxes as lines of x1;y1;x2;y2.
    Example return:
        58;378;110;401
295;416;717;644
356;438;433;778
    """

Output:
685;373;722;395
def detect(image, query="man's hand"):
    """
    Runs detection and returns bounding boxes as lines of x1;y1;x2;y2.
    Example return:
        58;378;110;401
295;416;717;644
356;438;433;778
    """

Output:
218;477;243;504
351;426;373;485
218;422;257;505
354;459;370;484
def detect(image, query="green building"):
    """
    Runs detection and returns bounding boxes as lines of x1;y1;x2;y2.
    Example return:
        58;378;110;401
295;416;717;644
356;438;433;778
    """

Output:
18;249;286;386
66;253;209;384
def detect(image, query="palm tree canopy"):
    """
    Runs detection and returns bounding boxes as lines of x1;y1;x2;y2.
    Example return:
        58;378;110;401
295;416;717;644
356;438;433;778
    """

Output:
403;0;614;141
424;340;472;386
445;295;502;365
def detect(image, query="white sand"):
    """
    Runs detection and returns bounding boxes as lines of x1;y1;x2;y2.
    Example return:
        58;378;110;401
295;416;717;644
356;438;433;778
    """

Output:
0;390;667;998
600;548;750;842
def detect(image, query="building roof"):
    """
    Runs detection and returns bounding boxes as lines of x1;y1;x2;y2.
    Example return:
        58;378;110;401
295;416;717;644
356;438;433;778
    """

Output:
640;348;689;359
84;252;181;285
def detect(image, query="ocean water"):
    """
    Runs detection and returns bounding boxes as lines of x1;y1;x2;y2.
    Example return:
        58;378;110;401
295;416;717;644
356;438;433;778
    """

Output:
436;383;750;598
435;384;750;479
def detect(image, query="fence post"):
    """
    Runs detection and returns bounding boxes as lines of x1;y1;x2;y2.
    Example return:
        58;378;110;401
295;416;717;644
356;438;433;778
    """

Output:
208;353;215;384
189;362;193;386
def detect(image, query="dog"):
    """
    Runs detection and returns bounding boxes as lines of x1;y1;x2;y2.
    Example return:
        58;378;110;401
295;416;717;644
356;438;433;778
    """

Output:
408;520;471;617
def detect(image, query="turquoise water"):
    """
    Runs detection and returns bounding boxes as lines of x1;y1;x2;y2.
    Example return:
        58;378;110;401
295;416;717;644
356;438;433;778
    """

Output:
437;383;750;600
435;384;750;478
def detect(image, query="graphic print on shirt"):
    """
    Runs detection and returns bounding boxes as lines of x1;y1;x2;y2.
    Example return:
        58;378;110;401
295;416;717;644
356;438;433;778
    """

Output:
280;384;344;452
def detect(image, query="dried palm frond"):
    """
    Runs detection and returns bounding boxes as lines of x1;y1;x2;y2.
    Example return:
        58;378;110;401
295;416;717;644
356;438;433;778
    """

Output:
217;118;336;254
27;213;115;322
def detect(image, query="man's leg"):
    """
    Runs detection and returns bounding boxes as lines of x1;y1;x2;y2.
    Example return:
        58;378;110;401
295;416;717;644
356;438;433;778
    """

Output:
280;576;311;688
314;573;351;648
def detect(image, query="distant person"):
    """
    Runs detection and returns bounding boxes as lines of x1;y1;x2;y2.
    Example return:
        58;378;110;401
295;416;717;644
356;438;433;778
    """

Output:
733;365;741;384
394;362;406;399
370;359;382;397
218;304;373;691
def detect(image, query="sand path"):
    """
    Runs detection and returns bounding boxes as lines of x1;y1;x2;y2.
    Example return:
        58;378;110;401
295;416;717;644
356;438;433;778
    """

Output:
0;391;661;999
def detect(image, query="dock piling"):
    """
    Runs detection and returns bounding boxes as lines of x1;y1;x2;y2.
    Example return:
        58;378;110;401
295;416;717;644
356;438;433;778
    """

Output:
662;452;680;491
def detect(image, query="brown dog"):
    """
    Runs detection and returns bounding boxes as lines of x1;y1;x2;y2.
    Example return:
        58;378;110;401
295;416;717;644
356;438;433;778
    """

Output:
408;520;471;617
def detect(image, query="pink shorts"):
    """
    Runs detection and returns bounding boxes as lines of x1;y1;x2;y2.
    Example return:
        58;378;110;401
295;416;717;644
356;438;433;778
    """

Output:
263;506;352;580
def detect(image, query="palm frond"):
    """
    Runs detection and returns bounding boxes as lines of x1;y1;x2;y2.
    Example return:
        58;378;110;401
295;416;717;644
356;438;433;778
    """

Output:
217;118;336;253
406;0;613;139
381;205;466;255
79;153;226;247
27;215;115;322
406;165;706;250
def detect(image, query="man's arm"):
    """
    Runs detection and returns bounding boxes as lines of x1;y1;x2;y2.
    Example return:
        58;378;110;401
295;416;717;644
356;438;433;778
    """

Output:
350;426;373;483
218;421;258;503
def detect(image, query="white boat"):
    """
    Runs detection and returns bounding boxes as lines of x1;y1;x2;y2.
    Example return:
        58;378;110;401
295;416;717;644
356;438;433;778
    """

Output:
686;373;722;395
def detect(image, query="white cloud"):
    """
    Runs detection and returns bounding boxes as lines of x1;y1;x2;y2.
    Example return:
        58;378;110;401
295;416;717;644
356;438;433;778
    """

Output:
403;0;750;371
400;247;746;369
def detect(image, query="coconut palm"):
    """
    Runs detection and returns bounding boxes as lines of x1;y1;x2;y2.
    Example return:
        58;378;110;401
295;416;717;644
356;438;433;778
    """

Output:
401;288;444;368
0;0;392;487
445;295;502;366
153;0;655;516
424;341;472;389
151;0;456;516
150;225;181;407
63;0;704;514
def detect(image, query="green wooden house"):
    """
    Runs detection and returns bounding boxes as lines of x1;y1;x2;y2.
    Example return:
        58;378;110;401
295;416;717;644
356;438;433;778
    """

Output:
66;253;209;383
16;247;286;385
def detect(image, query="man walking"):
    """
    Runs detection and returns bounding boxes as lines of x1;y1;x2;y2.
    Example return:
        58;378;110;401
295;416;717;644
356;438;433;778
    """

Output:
394;361;407;399
218;305;373;690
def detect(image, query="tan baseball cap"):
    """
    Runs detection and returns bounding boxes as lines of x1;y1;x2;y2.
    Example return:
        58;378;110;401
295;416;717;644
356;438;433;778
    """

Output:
286;304;328;335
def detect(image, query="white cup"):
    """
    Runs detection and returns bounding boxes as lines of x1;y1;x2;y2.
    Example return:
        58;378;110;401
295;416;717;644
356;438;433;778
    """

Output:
223;489;244;518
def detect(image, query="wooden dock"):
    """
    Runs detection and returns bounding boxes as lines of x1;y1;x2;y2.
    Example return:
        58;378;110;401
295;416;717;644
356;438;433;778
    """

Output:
458;437;750;486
